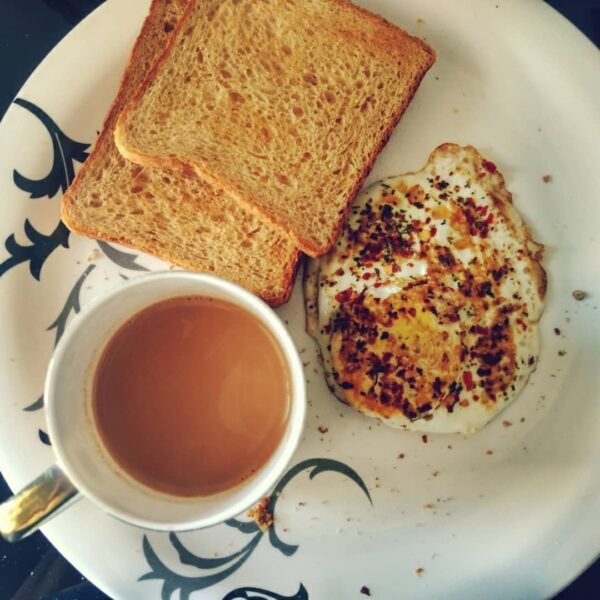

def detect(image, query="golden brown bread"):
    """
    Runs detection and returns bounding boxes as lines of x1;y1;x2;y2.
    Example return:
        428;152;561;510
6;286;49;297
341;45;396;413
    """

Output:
61;0;300;307
114;0;435;257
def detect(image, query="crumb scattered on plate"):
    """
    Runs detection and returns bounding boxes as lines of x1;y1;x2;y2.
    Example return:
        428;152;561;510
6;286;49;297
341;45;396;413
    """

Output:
87;248;101;262
246;497;273;532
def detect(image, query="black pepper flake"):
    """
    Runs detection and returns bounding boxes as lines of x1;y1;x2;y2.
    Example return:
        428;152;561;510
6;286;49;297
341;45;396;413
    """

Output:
492;268;505;282
380;204;393;219
340;381;354;390
477;281;494;298
482;352;502;366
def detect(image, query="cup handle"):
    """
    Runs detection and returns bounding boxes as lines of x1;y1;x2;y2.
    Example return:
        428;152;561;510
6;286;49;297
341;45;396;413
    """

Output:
0;464;80;542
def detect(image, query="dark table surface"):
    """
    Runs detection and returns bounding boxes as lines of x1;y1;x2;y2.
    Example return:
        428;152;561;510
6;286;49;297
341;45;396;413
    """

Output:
0;1;599;599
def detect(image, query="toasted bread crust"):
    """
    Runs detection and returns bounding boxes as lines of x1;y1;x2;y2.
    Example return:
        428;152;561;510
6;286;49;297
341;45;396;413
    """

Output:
62;0;300;307
63;0;188;219
64;211;301;306
114;0;436;257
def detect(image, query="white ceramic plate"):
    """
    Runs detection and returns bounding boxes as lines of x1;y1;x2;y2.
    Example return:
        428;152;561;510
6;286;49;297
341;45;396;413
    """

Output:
1;1;599;598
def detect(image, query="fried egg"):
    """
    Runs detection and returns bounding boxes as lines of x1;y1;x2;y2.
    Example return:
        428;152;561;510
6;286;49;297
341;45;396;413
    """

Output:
305;144;546;434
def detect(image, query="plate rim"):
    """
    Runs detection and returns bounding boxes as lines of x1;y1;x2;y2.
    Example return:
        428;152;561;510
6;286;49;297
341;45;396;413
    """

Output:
0;0;599;598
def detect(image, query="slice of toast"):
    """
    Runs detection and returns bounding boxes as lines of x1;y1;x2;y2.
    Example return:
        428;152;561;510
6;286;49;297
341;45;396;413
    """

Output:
114;0;435;258
61;0;300;307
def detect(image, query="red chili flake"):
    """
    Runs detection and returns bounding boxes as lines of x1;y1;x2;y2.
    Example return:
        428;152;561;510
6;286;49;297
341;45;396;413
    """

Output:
335;289;353;303
516;318;528;330
471;325;489;335
318;426;329;434
422;434;428;444
391;263;400;273
374;282;382;288
462;370;474;391
362;272;372;280
429;226;437;237
486;213;495;224
408;307;417;318
542;174;552;183
335;267;344;276
360;586;371;596
482;159;497;173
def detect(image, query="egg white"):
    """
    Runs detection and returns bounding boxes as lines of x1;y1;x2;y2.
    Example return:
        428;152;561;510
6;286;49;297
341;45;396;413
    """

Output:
305;144;546;434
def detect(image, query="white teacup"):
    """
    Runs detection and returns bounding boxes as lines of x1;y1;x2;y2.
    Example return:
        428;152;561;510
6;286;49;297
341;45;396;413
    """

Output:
0;272;306;541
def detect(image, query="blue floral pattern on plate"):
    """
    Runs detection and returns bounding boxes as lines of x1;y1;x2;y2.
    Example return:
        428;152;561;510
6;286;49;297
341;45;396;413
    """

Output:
1;100;374;598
